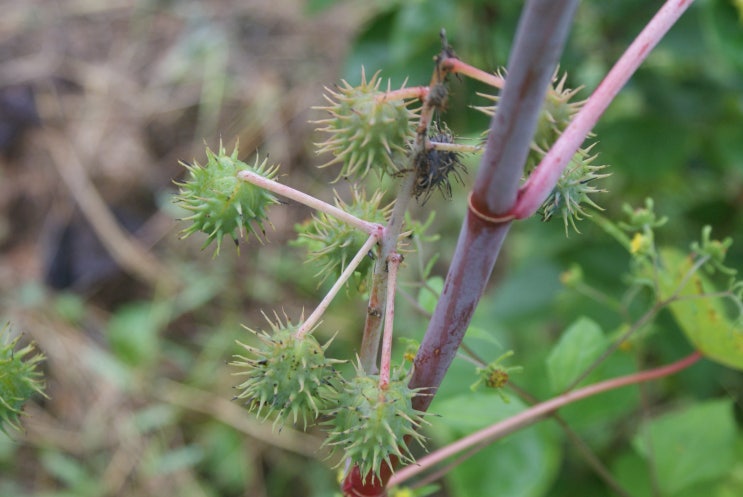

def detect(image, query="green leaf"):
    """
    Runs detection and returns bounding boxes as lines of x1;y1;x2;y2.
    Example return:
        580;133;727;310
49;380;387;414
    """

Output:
417;276;443;314
633;399;737;495
106;302;163;367
430;393;560;497
546;317;606;393
653;247;743;370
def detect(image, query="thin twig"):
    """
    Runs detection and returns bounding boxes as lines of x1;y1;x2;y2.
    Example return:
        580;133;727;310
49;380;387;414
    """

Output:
296;234;379;339
379;253;403;388
238;170;383;236
44;131;177;289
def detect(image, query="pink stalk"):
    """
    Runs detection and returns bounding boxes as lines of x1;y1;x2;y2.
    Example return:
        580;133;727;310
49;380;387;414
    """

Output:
443;58;505;89
378;253;403;389
512;0;696;218
377;86;429;103
237;170;382;235
295;233;380;339
391;351;703;488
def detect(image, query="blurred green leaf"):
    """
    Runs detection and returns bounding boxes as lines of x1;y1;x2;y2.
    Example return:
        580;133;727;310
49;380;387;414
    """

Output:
546;317;606;393
651;247;743;370
418;276;443;314
633;399;737;495
198;423;252;492
106;301;163;367
149;445;204;476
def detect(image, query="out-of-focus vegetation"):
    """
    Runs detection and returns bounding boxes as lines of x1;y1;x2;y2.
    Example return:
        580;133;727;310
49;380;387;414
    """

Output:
0;1;741;496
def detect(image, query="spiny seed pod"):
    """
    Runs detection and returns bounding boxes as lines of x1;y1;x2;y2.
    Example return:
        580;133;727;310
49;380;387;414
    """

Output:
174;145;280;255
231;313;343;429
313;69;417;180
414;127;466;203
293;189;392;290
323;364;429;484
539;145;609;234
0;325;46;433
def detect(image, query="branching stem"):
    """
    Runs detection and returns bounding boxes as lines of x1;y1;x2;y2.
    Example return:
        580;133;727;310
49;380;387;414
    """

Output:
377;86;429;103
429;141;482;154
442;58;505;89
513;0;696;218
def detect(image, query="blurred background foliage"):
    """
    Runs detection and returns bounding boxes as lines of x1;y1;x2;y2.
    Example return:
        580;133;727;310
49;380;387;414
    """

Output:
0;0;741;496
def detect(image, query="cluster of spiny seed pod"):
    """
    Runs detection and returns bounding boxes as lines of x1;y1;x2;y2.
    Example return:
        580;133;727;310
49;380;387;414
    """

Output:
323;363;429;482
172;55;609;486
0;325;46;433
229;315;426;482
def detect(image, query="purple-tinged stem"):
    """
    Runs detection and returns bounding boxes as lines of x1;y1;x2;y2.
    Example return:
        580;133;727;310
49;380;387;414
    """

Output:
512;0;696;218
392;351;703;487
409;0;580;413
237;170;382;235
295;233;380;339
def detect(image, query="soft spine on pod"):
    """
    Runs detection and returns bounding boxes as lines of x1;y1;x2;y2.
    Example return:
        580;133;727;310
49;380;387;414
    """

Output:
293;188;391;289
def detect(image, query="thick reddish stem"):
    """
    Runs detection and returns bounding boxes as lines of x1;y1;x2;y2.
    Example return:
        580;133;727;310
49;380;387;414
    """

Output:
410;0;579;414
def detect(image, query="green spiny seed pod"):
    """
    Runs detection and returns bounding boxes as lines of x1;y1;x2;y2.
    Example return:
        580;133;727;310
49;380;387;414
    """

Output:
540;145;609;234
231;314;342;429
293;189;392;290
174;145;280;255
323;364;428;484
0;325;46;433
532;71;585;152
313;69;417;180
